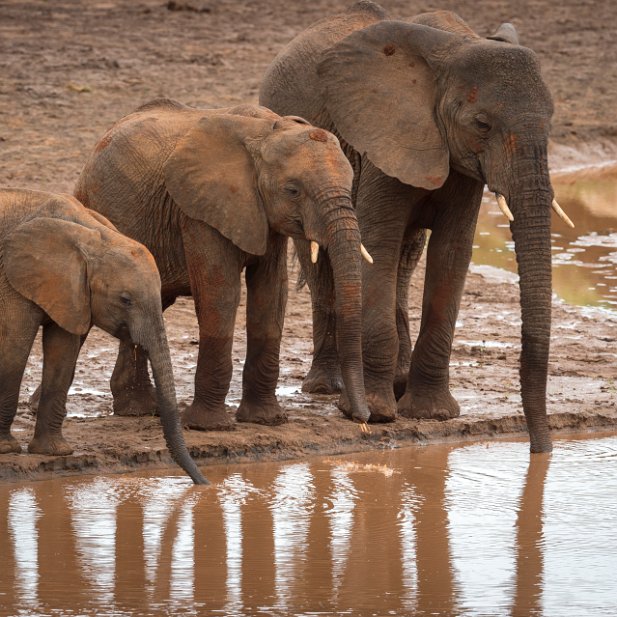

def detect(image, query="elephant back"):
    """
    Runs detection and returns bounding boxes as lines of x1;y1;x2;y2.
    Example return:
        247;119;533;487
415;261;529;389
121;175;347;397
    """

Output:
259;1;386;125
74;104;205;255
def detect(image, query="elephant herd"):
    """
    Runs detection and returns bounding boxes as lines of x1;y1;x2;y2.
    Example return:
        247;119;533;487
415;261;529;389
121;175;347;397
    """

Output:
0;1;575;484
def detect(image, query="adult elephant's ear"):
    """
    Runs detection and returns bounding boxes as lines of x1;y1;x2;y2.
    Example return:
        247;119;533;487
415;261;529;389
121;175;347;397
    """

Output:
4;217;97;335
163;115;271;256
318;21;461;190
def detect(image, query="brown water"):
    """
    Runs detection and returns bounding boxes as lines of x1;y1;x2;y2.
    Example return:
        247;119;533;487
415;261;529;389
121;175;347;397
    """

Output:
473;165;617;309
2;436;617;617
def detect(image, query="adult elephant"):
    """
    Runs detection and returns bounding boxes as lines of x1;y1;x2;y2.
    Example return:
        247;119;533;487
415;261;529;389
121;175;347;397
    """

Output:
76;99;371;431
260;1;572;452
0;189;206;484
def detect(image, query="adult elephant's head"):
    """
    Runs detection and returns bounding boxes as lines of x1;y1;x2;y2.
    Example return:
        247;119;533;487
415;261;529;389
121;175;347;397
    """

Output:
318;12;563;452
163;109;371;423
4;203;208;483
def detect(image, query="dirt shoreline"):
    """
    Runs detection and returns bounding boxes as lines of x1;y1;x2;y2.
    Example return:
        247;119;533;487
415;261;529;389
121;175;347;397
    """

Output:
1;0;616;481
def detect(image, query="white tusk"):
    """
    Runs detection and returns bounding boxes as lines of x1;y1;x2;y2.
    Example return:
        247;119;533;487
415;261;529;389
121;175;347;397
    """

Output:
495;193;514;222
360;243;374;264
310;240;319;264
552;198;575;228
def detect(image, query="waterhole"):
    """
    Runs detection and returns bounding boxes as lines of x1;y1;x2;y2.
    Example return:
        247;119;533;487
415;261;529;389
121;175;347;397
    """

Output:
2;435;616;616
473;164;617;309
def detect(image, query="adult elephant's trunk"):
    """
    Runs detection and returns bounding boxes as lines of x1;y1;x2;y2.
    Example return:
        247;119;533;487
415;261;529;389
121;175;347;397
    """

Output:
507;145;553;453
321;195;371;423
136;320;209;483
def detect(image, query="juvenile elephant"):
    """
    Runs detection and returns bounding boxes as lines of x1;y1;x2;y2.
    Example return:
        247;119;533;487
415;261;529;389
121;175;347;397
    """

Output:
75;99;371;431
260;2;573;452
0;189;207;484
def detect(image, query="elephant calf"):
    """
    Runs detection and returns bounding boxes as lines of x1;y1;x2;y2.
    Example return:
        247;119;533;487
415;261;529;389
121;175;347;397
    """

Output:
0;189;207;484
76;99;371;431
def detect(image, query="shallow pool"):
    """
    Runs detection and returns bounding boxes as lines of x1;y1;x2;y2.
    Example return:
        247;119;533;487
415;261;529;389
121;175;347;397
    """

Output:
473;165;617;309
2;435;617;616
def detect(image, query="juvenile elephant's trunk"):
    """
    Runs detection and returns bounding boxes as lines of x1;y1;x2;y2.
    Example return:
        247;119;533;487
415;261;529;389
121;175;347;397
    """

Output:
137;321;209;483
322;196;371;423
508;145;553;453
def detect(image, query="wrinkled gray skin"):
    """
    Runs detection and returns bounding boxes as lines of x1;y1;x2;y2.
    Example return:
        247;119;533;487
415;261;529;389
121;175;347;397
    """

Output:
75;99;370;431
0;189;207;484
260;1;556;452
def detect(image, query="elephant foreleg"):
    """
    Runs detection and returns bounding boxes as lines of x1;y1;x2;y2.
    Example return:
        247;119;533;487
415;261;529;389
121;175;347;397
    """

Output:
181;225;242;431
295;238;342;395
29;323;81;455
236;235;288;426
0;314;39;454
398;177;483;420
28;331;88;412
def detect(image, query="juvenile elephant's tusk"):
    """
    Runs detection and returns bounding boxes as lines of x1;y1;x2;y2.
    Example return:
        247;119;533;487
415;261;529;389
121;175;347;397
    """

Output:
495;193;514;222
310;240;320;264
360;243;374;264
552;198;575;228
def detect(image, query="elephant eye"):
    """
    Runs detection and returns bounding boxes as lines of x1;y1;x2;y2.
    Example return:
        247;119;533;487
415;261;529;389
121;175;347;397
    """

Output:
474;114;492;133
120;293;133;307
284;183;301;199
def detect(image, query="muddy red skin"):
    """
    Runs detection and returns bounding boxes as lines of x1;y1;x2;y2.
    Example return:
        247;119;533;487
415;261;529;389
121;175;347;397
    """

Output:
75;100;370;431
260;2;556;452
0;189;207;484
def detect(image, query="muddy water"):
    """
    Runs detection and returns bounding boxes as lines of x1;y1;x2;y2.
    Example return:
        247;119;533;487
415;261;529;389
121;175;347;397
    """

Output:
473;165;617;309
2;436;617;617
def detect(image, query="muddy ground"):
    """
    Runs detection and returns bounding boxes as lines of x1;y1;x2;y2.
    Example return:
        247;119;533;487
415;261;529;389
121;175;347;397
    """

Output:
0;0;616;481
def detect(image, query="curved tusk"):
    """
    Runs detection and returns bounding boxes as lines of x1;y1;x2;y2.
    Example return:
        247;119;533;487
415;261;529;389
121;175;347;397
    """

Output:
495;193;514;222
360;243;374;264
310;240;319;264
552;198;575;228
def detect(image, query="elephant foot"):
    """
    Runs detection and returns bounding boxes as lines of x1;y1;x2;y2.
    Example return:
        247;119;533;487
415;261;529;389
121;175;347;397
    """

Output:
0;434;22;454
338;389;397;423
236;397;288;426
28;434;74;456
113;387;158;417
182;403;235;432
302;363;343;394
397;388;460;421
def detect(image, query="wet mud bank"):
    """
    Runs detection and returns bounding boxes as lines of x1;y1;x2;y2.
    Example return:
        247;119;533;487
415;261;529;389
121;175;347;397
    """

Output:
2;406;617;482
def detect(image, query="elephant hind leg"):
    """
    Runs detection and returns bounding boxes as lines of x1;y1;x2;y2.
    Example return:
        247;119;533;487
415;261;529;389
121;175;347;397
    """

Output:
110;297;174;417
394;229;427;400
111;340;158;416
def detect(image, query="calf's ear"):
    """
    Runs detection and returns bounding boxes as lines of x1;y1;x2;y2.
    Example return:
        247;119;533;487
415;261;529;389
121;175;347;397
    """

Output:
4;217;100;335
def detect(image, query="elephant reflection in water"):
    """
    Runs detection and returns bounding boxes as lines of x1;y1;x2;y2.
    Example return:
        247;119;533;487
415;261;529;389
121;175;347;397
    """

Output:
513;455;550;617
0;451;550;615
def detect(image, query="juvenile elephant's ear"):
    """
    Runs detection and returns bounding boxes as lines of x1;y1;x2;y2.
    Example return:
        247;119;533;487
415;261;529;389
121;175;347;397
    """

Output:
4;217;98;335
318;21;461;190
163;115;271;256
